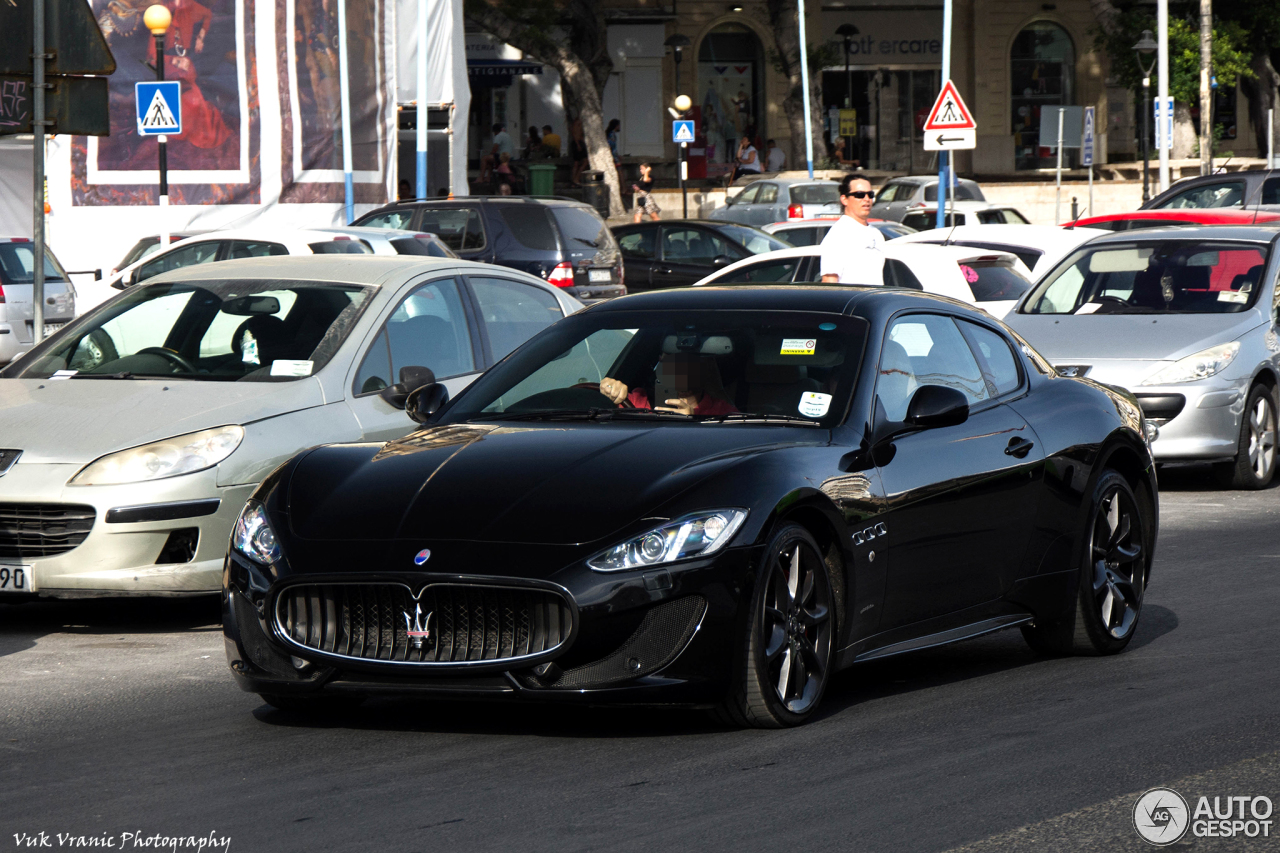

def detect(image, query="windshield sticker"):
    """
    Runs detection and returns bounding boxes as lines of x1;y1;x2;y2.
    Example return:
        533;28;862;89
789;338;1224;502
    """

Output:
781;338;816;355
241;336;259;366
270;360;314;377
798;392;832;418
1218;291;1248;304
50;369;78;380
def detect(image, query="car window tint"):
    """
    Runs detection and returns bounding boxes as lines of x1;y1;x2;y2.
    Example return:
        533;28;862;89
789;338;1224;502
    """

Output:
468;276;563;362
380;277;475;382
229;241;288;259
499;206;558;251
1262;178;1280;206
717;259;801;283
135;241;221;283
734;184;760;205
358;210;415;229
1156;181;1244;209
417;208;486;251
757;184;778;204
617;228;657;259
790;184;839;205
878;315;987;420
662;227;731;264
883;259;924;290
959;321;1021;397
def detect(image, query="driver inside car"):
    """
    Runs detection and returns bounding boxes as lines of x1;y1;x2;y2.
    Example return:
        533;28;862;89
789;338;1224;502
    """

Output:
600;352;738;416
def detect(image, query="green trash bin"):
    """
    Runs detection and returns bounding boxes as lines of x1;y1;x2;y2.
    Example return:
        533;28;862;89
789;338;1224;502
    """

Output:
528;164;556;196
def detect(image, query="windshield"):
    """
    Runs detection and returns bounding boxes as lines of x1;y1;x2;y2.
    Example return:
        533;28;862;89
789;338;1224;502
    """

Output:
443;309;868;428
1022;241;1269;315
9;279;372;380
717;225;792;255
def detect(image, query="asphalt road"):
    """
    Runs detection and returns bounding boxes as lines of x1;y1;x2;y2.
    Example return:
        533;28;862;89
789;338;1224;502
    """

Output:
3;465;1279;853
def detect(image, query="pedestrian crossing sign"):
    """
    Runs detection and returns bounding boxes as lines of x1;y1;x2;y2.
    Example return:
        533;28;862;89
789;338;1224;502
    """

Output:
673;120;695;144
135;81;182;136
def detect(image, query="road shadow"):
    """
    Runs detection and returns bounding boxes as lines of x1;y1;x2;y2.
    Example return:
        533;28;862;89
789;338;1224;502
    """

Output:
0;595;221;657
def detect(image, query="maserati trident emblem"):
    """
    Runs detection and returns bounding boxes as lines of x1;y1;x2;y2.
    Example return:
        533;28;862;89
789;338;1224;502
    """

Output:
403;604;434;649
413;548;431;565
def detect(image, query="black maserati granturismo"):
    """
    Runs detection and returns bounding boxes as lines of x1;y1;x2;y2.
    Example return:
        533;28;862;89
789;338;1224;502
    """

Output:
223;285;1158;727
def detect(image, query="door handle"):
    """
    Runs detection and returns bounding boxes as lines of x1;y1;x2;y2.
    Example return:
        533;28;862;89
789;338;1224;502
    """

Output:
1005;436;1035;458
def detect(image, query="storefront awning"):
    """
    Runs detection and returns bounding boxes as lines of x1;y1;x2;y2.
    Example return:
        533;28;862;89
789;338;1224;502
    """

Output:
467;59;544;88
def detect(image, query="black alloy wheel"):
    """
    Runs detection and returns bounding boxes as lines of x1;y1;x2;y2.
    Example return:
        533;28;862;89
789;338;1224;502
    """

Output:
718;523;835;728
1022;470;1149;656
1215;384;1278;490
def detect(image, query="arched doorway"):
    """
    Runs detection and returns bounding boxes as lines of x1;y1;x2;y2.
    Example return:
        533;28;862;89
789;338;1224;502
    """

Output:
698;23;765;176
1010;22;1075;170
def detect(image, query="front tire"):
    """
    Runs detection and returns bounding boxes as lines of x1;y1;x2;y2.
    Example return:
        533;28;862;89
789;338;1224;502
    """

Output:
1022;470;1150;656
1214;383;1277;490
717;523;836;728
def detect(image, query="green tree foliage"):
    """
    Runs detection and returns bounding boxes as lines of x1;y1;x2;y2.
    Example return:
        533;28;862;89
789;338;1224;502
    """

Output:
1094;11;1253;101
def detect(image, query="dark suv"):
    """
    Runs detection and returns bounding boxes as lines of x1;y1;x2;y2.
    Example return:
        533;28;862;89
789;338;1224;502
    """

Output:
354;197;625;302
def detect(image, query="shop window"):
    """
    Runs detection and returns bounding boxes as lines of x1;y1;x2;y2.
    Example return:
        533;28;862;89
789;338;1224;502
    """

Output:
1011;22;1075;170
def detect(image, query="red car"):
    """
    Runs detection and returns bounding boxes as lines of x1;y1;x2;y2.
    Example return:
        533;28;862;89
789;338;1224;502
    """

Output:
1063;208;1280;231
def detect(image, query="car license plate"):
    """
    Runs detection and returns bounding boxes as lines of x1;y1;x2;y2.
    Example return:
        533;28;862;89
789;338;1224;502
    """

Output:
0;564;32;592
589;269;611;282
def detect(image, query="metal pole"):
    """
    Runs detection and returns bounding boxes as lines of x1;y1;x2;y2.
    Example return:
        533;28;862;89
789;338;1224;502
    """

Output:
1142;77;1151;202
936;0;952;230
32;0;45;345
797;0;815;179
415;0;427;200
1054;108;1064;224
337;0;355;222
1157;0;1170;192
155;28;169;251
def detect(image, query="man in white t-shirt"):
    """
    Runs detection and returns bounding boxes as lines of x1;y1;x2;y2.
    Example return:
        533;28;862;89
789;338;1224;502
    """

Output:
765;139;786;172
819;174;885;285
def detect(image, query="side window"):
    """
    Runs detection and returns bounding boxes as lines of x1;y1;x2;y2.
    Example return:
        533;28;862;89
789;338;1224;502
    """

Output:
734;184;760;205
662;228;732;265
958;321;1022;397
877;314;988;421
135;241;222;282
228;241;288;259
353;277;475;395
617;228;657;259
717;259;800;283
417;208;486;251
468;276;563;362
359;210;415;229
757;184;778;204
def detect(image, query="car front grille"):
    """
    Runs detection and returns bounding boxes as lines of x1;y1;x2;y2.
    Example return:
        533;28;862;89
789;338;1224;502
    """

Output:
0;503;96;559
275;582;574;666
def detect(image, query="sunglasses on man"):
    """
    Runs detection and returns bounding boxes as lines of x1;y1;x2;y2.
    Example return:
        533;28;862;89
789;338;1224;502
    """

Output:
841;191;875;199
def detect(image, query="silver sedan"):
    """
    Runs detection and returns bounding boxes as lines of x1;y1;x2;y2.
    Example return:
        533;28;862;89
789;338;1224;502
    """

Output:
0;256;581;597
1007;226;1280;489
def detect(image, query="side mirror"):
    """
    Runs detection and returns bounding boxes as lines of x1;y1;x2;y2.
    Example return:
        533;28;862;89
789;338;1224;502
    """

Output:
904;385;970;429
378;365;436;409
712;255;733;267
407;382;449;424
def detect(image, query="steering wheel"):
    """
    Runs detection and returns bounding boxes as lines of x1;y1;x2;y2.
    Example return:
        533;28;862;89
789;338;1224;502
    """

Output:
572;382;633;408
136;346;197;374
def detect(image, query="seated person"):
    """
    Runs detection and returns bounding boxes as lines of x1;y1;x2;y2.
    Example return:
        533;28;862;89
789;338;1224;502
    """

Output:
599;352;737;416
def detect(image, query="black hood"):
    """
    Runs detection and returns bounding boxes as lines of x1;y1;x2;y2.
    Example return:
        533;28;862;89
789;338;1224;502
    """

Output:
286;423;821;546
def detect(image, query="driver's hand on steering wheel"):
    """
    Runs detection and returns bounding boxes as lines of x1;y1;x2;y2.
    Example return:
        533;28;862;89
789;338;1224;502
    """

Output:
599;377;629;405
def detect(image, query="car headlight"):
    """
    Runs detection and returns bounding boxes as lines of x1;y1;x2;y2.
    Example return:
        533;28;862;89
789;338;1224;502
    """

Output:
69;425;244;486
232;501;282;565
1141;342;1240;385
587;510;747;572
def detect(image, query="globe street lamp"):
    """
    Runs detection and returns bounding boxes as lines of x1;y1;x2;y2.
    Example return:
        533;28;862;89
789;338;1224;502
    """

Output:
836;24;859;161
1134;29;1158;203
144;4;173;246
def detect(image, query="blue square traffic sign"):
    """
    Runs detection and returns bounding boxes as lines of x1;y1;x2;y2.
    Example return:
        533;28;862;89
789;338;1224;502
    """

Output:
135;81;182;136
673;120;695;144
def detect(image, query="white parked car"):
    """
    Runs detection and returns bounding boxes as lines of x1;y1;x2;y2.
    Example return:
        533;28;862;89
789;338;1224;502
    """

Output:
692;242;1034;318
891;224;1109;281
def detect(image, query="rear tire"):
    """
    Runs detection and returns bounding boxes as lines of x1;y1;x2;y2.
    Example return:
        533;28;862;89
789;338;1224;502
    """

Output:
716;523;836;728
1022;470;1150;656
1213;383;1277;490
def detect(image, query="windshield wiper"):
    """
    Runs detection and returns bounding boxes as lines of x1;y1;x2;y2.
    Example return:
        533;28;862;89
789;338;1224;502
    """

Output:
703;412;822;425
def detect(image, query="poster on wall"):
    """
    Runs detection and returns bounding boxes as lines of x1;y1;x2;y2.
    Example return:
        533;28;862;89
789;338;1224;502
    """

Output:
698;63;754;177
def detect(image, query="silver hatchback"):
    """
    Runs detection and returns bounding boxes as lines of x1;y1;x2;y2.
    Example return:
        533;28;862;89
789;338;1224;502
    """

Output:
1007;227;1280;488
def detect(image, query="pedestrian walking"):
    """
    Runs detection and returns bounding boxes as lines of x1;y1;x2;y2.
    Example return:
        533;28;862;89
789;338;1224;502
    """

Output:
819;174;884;285
631;162;661;222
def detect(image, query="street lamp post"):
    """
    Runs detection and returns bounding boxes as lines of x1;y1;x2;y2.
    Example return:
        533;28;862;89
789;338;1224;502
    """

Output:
1134;30;1158;203
144;5;172;248
836;24;859;163
665;34;693;218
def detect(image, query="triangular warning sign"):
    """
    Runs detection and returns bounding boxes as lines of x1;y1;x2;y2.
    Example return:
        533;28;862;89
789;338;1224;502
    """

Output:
923;80;976;131
674;122;695;143
141;89;178;130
